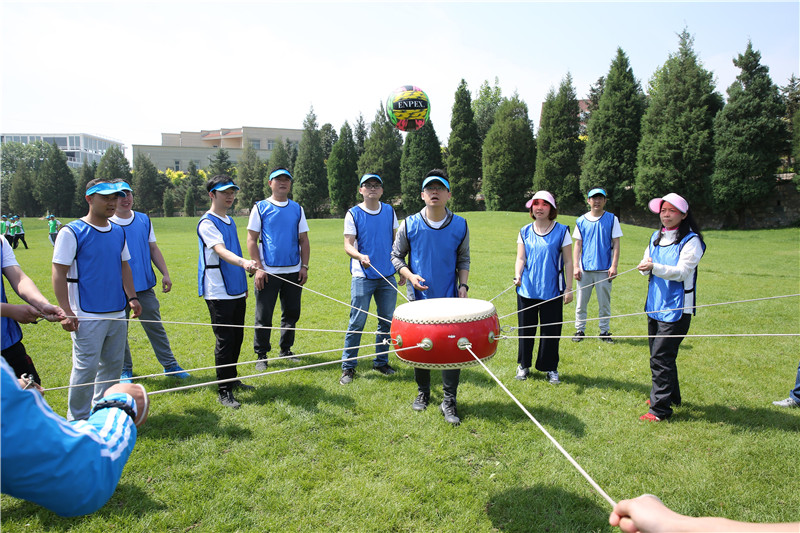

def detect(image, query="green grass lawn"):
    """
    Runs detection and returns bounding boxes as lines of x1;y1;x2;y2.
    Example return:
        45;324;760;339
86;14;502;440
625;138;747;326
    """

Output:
2;213;799;532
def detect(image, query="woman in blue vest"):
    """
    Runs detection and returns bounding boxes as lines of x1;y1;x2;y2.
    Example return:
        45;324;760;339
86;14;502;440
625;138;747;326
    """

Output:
513;191;573;385
638;193;706;422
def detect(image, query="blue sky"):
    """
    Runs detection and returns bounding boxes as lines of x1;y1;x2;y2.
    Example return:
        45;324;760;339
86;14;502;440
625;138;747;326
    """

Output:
1;1;798;160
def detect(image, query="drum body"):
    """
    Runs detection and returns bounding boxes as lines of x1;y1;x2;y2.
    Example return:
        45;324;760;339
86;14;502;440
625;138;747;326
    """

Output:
390;298;500;369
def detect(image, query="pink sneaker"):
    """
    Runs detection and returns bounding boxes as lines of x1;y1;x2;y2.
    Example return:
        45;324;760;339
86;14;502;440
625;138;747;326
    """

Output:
639;412;662;422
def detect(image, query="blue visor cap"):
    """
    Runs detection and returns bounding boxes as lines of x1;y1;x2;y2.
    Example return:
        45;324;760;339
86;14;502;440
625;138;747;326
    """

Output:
421;176;450;192
211;181;240;192
360;174;382;186
269;169;293;181
86;182;128;197
587;188;607;198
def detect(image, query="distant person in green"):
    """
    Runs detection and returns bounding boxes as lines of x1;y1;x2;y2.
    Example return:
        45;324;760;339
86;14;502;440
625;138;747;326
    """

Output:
47;215;62;246
1;216;10;246
11;217;27;250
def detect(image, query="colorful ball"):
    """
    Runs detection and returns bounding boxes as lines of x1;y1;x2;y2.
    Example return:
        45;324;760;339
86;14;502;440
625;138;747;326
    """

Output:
386;85;430;132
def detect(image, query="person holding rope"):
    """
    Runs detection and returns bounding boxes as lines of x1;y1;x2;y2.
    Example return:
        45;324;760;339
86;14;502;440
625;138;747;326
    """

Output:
391;169;470;426
1;237;66;383
247;167;310;369
1;356;149;517
572;188;622;344
513;190;573;385
198;175;258;409
339;173;401;385
52;179;142;421
638;193;706;422
111;182;190;383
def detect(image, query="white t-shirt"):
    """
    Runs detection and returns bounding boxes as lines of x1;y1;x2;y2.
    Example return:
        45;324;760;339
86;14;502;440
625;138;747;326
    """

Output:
343;204;399;278
198;211;246;300
1;238;19;269
571;212;623;240
247;197;309;274
52;220;131;318
109;213;157;243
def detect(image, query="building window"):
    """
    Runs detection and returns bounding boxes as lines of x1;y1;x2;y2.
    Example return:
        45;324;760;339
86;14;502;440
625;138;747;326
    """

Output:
250;139;261;150
267;140;275;150
174;160;181;171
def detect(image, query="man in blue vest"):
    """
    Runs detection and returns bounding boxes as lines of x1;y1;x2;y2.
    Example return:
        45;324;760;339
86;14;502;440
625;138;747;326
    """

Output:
339;173;400;385
391;169;470;426
112;183;190;383
246;168;310;370
572;188;622;344
198;175;258;409
1;237;66;383
52;179;142;421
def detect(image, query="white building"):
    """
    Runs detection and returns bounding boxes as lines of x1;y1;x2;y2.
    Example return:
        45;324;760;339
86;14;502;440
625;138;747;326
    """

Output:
0;133;125;169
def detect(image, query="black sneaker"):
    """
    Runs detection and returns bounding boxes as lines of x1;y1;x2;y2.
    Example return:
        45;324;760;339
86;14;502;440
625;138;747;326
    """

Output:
412;391;430;411
255;354;268;372
233;381;255;391
599;332;614;344
373;364;396;375
279;350;301;363
572;331;585;342
340;368;355;385
440;400;461;426
218;390;241;409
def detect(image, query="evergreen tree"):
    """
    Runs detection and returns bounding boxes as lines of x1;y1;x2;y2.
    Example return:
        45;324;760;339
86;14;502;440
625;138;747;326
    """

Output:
1;141;50;215
132;152;163;214
184;186;196;218
472;77;503;143
780;74;800;167
711;41;786;225
285;138;298;172
9;162;40;216
357;104;403;200
794;110;800;175
327;121;359;216
185;160;207;212
207;148;235;177
162;189;175;217
293;107;328;217
354;113;368;159
446;79;482;211
237;139;265;209
320;123;339;160
587;76;606;113
400;120;443;214
266;137;291;197
73;160;96;216
533;73;584;211
635;29;723;212
95;145;131;182
482;95;536;211
35;142;75;216
581;48;646;215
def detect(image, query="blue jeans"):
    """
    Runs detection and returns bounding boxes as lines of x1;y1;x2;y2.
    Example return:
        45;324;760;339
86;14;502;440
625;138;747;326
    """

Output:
341;276;397;370
791;360;800;403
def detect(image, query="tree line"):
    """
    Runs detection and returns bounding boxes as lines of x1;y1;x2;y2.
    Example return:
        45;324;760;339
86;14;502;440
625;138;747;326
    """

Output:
2;30;798;227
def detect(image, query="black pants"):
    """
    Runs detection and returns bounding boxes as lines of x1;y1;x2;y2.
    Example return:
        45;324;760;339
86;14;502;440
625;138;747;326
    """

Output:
254;272;302;355
1;341;41;384
414;368;461;402
12;234;27;249
206;297;247;393
517;294;563;372
648;314;692;419
4;235;12;246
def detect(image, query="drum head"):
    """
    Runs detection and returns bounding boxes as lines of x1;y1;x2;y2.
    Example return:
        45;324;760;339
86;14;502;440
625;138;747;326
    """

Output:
392;298;496;324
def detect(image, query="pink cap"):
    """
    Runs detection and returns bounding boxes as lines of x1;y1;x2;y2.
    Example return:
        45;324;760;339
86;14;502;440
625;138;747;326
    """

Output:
648;193;688;214
525;190;557;210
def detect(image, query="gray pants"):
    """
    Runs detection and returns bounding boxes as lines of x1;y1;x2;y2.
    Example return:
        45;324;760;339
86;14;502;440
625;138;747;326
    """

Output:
574;270;612;333
123;288;177;372
67;317;128;421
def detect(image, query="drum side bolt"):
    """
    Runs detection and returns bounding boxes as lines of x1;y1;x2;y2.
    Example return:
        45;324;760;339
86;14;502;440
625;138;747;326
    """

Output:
419;338;433;351
457;338;472;350
488;331;496;344
395;335;403;348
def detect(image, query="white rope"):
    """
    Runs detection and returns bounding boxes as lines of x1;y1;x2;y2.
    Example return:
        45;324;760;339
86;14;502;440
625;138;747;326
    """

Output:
464;344;617;509
367;264;410;302
489;282;516;303
497;266;640;320
258;268;392;324
507;293;800;332
502;333;800;340
40;340;391;392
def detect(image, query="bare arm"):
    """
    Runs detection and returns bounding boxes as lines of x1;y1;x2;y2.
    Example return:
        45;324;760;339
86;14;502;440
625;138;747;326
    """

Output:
121;261;141;318
573;238;583;280
246;229;268;290
298;231;310;285
562;244;573;304
52;263;77;331
2;265;65;322
609;236;620;278
513;243;526;286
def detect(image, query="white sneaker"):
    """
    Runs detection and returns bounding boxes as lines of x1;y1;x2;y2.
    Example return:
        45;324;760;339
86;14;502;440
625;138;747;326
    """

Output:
772;397;799;408
515;365;529;381
546;371;561;385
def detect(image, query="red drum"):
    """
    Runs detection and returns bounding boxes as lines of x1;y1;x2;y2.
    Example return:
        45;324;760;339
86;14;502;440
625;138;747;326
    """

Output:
390;298;501;370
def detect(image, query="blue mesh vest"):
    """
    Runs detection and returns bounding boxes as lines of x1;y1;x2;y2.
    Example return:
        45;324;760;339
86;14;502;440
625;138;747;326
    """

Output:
197;214;247;297
576;211;615;271
406;213;467;300
256;199;301;267
64;220;127;313
349;203;395;279
517;222;569;301
119;213;156;292
645;231;706;323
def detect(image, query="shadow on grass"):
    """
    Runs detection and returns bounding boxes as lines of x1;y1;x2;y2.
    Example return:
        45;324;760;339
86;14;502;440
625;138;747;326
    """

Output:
469;400;586;438
676;403;800;432
251;382;357;412
143;406;254;440
487;483;609;532
0;484;163;527
566;372;650;397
